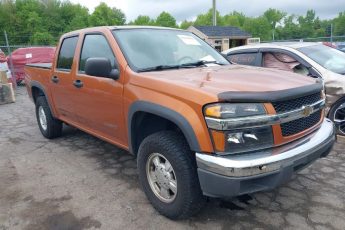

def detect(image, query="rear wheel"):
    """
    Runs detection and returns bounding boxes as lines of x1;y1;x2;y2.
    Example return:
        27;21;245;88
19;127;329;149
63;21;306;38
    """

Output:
137;131;205;219
35;96;63;139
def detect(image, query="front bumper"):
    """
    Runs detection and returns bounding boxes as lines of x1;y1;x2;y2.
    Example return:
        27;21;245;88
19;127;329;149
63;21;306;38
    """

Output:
196;119;336;198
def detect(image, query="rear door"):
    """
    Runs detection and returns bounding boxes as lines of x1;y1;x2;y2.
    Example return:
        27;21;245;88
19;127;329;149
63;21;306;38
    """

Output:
72;32;126;145
50;36;79;123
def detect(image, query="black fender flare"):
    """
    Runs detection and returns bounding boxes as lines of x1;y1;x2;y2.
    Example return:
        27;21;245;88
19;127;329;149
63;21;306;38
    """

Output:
128;101;200;154
30;81;56;117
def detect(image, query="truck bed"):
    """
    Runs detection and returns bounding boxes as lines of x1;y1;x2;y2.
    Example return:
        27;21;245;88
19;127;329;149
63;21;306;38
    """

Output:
25;63;52;69
24;62;53;95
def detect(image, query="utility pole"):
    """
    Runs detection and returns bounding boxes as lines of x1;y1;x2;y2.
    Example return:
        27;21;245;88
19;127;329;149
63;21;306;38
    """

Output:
330;23;333;43
4;31;16;88
212;0;217;26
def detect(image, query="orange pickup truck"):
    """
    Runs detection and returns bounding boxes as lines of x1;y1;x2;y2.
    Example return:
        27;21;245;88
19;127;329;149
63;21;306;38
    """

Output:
25;26;336;219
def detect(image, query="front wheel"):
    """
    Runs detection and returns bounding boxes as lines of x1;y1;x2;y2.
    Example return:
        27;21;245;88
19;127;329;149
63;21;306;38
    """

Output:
328;98;345;135
137;131;205;219
35;96;63;139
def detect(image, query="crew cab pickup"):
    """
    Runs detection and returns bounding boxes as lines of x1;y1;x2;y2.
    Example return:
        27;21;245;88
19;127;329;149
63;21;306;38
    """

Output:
25;26;336;219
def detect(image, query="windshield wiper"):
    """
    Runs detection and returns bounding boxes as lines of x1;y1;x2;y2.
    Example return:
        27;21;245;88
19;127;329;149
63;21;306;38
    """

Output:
180;60;225;67
138;60;225;73
138;64;181;72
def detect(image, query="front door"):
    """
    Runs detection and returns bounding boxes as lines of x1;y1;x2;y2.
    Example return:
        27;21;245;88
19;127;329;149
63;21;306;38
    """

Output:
72;33;126;145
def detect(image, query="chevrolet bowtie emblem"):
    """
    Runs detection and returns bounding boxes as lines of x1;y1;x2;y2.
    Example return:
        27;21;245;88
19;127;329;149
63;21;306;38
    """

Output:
302;105;313;117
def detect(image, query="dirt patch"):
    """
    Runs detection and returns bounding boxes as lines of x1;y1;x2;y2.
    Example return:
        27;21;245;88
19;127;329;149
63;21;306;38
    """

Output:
0;158;20;209
20;196;101;230
7;137;25;144
30;211;101;230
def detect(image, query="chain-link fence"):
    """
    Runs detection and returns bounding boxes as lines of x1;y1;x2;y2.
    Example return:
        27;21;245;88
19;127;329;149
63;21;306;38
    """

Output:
263;35;345;43
0;44;54;87
1;45;25;88
0;32;16;88
0;31;55;89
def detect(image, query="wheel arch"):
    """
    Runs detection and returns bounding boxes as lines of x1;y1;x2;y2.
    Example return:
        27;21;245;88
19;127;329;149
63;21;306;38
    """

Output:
30;81;57;118
31;85;45;103
128;101;200;155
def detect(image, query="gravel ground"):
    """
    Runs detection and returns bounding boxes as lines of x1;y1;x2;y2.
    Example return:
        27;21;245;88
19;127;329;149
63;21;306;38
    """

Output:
1;87;345;230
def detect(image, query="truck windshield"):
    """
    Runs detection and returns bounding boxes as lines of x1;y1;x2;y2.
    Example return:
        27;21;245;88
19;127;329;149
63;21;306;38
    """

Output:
112;29;229;72
298;44;345;75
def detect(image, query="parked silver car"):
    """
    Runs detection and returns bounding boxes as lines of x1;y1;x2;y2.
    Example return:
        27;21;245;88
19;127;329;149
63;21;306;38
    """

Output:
223;42;345;135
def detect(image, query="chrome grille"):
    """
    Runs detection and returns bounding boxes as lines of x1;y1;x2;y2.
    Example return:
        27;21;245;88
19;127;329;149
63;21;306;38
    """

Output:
272;93;322;136
272;92;321;113
280;110;322;136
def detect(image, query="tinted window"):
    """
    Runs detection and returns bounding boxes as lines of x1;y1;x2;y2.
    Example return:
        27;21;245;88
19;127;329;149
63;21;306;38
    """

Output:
79;34;117;72
57;36;78;70
263;52;310;76
227;53;257;66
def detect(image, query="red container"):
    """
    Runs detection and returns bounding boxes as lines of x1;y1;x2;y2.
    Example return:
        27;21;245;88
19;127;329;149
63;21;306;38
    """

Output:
7;47;56;83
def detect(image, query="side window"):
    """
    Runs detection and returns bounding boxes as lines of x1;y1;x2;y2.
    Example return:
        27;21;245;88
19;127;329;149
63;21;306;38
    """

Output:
79;34;117;72
227;53;257;66
57;36;79;71
263;52;309;76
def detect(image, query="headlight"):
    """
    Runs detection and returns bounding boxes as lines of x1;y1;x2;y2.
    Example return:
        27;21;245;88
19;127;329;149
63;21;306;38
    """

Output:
210;127;274;154
204;103;273;155
204;103;266;119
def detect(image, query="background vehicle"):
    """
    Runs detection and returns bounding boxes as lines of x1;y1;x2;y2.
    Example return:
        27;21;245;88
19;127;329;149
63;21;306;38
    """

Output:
25;27;335;219
7;47;55;84
223;42;345;135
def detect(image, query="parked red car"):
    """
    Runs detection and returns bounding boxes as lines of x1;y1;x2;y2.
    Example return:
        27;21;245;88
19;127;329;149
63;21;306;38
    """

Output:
7;47;55;83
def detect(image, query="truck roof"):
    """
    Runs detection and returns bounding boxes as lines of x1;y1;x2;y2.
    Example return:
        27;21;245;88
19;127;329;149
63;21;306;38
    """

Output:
63;26;184;37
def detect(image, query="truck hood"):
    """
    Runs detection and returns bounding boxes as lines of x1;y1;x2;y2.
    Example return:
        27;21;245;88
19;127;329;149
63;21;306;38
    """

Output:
133;65;320;104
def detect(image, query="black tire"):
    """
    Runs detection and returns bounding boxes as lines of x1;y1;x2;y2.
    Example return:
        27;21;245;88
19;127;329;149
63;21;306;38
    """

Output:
35;96;63;139
328;97;345;136
137;131;205;220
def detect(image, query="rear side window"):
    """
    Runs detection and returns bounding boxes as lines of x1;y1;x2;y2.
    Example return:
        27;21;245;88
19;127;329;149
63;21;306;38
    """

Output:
227;53;257;66
57;36;79;70
263;52;310;76
79;34;117;72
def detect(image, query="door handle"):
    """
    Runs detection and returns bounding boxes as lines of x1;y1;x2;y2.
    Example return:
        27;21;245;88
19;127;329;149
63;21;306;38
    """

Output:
51;76;59;83
73;79;83;88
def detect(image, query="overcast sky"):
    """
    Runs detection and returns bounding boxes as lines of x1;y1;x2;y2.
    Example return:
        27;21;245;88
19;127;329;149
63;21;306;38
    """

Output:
71;0;344;23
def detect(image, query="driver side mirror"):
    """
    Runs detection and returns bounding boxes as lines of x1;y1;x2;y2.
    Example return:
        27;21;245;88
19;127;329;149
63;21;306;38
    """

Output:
85;57;119;80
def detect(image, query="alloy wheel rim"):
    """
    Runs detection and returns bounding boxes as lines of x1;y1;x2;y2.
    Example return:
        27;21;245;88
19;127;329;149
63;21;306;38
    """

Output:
334;102;345;135
38;106;48;131
146;153;177;203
